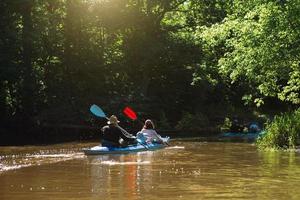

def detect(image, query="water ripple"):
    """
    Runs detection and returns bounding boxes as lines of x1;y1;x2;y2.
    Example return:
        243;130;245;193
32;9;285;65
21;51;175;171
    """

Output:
0;152;84;173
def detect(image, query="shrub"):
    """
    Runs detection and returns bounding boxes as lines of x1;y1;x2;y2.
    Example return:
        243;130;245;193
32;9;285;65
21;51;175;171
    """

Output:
220;117;232;132
175;112;209;131
257;108;300;150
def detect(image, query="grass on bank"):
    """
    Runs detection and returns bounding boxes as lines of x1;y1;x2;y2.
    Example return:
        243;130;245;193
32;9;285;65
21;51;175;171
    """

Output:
257;108;300;150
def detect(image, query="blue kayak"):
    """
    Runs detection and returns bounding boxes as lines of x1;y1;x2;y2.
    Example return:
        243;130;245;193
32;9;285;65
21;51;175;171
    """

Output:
83;137;170;155
220;131;265;140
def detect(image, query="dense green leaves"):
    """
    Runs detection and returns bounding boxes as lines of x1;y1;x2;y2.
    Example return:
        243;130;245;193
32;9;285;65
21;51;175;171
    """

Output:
257;108;300;149
0;0;298;144
196;0;300;106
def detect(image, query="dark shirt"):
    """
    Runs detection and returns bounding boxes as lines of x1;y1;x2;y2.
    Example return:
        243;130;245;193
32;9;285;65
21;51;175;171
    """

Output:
102;125;134;147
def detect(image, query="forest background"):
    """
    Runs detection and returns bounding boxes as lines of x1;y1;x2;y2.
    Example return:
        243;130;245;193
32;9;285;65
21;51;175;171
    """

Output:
0;0;299;145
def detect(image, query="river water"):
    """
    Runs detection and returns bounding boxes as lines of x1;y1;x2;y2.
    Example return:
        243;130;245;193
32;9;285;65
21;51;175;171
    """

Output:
0;138;300;200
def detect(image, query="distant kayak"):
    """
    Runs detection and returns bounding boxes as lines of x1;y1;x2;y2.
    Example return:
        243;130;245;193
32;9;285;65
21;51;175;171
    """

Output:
83;137;170;155
220;131;265;140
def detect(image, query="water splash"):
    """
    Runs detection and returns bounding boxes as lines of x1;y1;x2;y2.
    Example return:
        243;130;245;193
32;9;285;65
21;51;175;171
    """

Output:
0;163;32;172
0;152;84;173
166;146;185;149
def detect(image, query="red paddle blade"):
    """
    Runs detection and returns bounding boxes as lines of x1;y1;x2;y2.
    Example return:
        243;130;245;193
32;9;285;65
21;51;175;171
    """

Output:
123;106;137;120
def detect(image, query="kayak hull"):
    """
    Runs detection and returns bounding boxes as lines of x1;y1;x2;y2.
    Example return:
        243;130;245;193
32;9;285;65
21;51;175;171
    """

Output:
220;131;265;140
83;137;169;155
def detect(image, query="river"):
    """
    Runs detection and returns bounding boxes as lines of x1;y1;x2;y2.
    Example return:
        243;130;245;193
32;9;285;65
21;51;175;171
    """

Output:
1;138;300;200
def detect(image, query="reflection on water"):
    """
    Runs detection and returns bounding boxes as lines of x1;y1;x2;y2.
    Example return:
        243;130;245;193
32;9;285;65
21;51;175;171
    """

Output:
0;140;300;200
88;153;155;200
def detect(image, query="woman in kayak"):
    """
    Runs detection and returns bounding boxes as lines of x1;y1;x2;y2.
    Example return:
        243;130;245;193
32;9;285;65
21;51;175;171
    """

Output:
102;115;136;147
137;119;164;144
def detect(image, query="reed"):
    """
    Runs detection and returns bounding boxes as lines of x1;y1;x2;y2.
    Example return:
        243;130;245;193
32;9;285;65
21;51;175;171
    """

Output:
257;108;300;150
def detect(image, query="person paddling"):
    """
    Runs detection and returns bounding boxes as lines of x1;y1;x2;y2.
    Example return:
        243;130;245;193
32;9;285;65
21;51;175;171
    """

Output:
137;119;165;144
101;115;136;147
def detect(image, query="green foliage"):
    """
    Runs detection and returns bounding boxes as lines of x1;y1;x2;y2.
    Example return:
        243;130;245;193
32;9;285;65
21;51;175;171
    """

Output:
175;112;209;131
257;108;300;150
220;117;232;132
196;0;300;106
1;0;298;144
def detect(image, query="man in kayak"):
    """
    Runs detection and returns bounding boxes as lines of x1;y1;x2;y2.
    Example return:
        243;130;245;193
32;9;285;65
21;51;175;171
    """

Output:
101;115;136;147
137;119;165;144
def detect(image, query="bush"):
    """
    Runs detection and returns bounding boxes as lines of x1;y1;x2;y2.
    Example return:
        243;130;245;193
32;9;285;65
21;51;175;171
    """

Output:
220;117;232;132
175;112;209;131
257;108;300;150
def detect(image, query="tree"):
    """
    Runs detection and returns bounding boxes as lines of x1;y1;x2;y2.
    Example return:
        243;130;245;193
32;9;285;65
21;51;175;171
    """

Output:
196;0;300;106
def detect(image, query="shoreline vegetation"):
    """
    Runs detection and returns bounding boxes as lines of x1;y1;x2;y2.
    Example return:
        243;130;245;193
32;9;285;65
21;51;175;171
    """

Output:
1;1;299;148
257;108;300;150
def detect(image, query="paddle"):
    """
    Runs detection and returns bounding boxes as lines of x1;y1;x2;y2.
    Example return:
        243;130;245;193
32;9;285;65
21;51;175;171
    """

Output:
122;106;169;146
90;104;148;149
90;104;107;119
123;106;137;121
123;106;144;126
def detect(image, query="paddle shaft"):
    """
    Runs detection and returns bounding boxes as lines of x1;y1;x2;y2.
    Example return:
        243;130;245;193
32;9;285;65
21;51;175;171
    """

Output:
90;104;148;149
116;123;149;149
103;116;135;139
104;116;149;149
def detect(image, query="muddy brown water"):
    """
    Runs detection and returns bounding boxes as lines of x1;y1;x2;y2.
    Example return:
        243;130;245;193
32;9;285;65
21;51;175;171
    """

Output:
1;138;300;200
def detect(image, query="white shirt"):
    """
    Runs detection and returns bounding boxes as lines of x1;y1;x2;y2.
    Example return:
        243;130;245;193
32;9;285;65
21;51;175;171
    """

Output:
139;129;163;143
